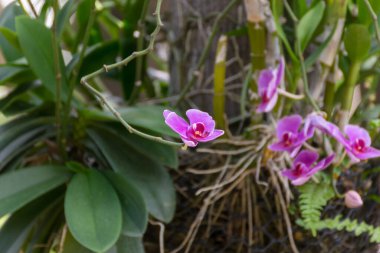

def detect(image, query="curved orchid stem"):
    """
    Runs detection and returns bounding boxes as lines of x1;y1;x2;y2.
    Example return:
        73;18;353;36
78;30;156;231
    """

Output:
82;81;183;148
80;0;183;148
277;88;304;100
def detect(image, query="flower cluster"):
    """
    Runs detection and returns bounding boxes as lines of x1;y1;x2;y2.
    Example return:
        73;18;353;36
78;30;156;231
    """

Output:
270;113;380;185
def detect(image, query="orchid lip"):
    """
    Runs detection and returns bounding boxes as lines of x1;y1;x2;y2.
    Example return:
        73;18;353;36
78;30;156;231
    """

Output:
353;138;367;153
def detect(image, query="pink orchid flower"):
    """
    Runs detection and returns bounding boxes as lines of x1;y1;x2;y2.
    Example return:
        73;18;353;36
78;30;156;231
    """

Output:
304;113;380;162
341;125;380;162
163;109;224;147
304;113;346;144
282;150;335;185
256;58;285;113
269;114;310;157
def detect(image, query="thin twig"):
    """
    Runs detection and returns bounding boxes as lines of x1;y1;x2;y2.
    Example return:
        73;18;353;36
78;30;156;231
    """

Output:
364;0;380;45
82;81;183;147
80;0;183;148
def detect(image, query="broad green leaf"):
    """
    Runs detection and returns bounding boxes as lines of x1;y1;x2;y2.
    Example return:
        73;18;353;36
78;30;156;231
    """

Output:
0;27;20;51
116;235;145;253
344;24;371;62
0;188;63;253
0;166;71;217
0;64;34;85
0;3;23;61
105;172;148;237
297;1;325;51
62;230;93;253
87;128;176;223
99;124;178;169
120;105;179;138
15;16;68;98
65;169;122;253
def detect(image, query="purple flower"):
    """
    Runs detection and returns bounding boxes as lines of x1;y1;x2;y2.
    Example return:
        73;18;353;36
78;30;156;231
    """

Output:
304;113;346;144
256;58;285;113
282;150;335;185
269;114;310;156
163;109;224;147
341;125;380;162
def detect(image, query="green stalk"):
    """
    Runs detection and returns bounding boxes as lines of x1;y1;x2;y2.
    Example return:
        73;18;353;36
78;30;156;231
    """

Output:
51;0;65;160
213;35;227;130
323;78;335;117
341;61;361;111
247;22;266;75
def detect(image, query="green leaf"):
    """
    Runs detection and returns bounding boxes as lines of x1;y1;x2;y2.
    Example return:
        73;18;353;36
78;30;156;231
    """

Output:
0;63;34;85
65;169;122;253
62;230;93;253
297;1;325;51
344;24;371;62
0;166;71;217
15;16;68;97
0;3;24;61
116;235;145;253
57;0;75;37
358;0;380;26
104;172;148;237
0;27;20;51
100;124;178;169
271;0;298;62
0;188;62;253
120;105;179;138
87;128;176;223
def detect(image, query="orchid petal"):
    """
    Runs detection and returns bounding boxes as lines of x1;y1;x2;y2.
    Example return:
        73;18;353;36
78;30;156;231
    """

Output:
309;154;334;174
198;129;224;142
256;91;278;113
344;125;371;146
292;176;312;186
281;169;299;180
274;57;285;86
277;115;303;138
181;137;197;147
186;109;215;133
258;69;275;96
164;111;189;138
294;150;319;167
354;147;380;160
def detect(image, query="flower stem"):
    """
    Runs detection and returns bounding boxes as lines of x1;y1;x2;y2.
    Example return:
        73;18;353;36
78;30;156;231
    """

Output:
82;80;183;147
296;39;320;111
81;0;183;148
341;61;361;111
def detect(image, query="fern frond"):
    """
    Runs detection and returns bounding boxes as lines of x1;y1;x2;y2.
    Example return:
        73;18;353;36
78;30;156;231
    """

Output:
318;216;380;243
298;179;335;236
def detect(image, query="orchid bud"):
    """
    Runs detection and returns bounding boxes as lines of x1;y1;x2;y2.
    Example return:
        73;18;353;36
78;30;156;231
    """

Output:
344;190;363;208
